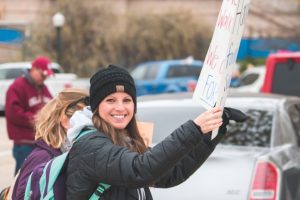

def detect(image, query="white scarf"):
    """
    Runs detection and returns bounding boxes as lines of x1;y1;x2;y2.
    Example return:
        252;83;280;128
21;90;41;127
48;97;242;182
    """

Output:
60;106;94;152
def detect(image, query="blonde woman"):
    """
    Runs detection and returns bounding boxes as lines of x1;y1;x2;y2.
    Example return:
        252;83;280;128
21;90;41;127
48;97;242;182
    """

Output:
12;88;89;200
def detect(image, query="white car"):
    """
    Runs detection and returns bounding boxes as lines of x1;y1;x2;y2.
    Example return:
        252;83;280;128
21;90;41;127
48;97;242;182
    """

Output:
231;66;266;93
137;92;300;200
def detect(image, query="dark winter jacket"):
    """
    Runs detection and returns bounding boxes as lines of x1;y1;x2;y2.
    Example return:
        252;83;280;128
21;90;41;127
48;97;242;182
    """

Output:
12;140;61;200
5;74;52;144
66;120;221;200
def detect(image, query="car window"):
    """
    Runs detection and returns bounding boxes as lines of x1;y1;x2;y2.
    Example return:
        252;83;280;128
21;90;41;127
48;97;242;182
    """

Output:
137;107;273;147
272;62;300;96
288;104;300;142
186;65;202;76
145;64;160;80
51;68;60;73
166;65;201;78
222;109;273;147
131;65;147;80
0;68;26;80
0;69;5;79
131;64;160;80
240;73;259;86
49;63;63;73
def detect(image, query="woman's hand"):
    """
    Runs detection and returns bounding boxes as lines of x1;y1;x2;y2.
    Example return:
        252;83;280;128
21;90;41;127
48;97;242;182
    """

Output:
193;107;223;134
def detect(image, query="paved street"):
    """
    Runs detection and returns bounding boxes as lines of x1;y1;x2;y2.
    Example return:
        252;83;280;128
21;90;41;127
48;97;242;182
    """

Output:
0;117;14;190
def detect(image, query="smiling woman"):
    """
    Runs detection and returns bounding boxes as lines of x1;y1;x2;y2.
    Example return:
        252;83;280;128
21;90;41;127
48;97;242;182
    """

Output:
62;64;245;200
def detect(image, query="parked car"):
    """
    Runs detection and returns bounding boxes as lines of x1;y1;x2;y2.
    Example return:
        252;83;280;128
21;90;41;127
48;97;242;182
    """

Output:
0;62;89;116
131;58;203;96
137;92;300;200
230;66;266;93
261;51;300;96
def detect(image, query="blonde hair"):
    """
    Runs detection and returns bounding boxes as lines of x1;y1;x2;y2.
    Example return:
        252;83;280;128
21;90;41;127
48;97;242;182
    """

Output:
35;88;89;148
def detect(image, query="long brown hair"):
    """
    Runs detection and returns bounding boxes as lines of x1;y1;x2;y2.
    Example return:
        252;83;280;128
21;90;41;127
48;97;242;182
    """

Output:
35;88;89;148
92;110;147;153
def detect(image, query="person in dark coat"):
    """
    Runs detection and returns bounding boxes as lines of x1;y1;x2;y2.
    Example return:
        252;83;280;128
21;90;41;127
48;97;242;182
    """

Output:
66;65;247;200
12;88;89;200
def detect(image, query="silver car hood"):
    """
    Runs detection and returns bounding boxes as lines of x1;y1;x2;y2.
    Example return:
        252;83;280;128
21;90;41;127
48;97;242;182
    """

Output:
151;145;269;200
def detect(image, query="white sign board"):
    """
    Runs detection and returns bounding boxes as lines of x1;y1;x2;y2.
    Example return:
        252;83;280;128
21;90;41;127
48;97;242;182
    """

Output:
193;0;251;138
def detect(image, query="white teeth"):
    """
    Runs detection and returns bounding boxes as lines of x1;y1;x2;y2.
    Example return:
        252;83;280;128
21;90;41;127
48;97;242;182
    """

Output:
113;115;125;119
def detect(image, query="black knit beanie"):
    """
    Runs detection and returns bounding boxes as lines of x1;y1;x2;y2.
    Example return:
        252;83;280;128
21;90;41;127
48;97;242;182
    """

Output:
89;65;137;112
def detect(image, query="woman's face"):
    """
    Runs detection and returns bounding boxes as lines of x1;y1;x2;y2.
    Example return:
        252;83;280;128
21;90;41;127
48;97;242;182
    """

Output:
98;92;134;130
60;114;70;131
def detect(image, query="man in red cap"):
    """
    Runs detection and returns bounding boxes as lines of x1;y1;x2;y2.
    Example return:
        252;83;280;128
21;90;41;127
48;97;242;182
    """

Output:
5;56;53;174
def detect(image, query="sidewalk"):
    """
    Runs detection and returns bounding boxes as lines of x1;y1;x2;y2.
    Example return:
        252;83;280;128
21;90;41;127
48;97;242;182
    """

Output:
0;117;14;190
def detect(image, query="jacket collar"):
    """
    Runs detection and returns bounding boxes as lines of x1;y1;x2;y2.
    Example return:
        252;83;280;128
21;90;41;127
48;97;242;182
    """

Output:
35;140;61;157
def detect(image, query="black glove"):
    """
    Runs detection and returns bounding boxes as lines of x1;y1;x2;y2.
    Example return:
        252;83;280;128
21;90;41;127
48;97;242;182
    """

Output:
222;107;248;125
207;107;247;147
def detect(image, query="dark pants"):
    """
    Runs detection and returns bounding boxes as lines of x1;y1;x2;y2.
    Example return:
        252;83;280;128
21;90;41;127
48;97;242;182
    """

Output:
12;144;34;175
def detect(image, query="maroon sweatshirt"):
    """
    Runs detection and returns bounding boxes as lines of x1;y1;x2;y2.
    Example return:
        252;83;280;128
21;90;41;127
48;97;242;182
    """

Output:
5;74;52;144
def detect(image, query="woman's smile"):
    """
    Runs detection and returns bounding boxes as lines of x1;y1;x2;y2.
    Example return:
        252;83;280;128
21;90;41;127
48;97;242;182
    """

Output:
99;92;134;129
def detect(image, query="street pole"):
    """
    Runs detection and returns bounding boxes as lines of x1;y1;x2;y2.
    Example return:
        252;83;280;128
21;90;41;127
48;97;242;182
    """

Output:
56;26;62;65
52;12;65;65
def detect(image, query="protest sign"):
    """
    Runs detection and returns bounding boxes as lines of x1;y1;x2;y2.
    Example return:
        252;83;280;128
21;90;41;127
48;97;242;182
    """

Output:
193;0;251;138
137;121;154;147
